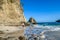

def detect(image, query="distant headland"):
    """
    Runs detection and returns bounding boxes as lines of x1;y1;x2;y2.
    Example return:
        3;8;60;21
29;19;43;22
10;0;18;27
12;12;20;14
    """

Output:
56;19;60;22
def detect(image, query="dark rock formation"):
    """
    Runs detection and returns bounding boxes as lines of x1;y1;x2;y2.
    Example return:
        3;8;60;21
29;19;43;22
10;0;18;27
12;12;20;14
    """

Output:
56;19;60;22
28;17;37;24
19;36;25;40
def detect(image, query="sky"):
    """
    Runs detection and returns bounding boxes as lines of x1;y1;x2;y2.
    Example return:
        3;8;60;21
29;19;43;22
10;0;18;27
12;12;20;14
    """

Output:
21;0;60;22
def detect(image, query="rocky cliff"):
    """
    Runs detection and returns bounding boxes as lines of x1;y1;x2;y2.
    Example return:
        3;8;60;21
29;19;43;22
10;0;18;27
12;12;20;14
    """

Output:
0;0;26;26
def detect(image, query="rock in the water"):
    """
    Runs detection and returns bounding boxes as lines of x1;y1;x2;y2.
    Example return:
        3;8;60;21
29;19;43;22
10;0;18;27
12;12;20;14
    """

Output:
28;17;37;24
0;0;26;26
56;19;60;22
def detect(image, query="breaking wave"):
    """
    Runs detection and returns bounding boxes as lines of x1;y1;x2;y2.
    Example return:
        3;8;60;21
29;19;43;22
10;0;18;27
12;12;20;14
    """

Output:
34;25;60;40
25;25;60;40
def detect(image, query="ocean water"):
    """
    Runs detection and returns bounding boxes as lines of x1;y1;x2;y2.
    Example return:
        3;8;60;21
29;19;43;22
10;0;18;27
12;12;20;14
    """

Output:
24;22;60;40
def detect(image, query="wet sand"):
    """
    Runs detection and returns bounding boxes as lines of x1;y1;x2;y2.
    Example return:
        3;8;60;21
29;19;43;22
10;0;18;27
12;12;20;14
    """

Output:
44;31;60;40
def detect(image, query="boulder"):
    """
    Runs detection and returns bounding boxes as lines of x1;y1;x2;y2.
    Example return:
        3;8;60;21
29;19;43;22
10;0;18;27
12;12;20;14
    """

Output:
28;17;37;24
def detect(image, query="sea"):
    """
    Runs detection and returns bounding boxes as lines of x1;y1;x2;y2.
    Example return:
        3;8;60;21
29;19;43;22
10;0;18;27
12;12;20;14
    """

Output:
24;22;60;40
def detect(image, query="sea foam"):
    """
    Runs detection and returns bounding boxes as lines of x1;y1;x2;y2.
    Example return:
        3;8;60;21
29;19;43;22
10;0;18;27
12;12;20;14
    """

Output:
24;25;60;40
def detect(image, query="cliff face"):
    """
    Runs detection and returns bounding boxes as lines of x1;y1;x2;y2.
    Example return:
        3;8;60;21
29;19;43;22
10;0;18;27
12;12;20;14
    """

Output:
0;0;26;26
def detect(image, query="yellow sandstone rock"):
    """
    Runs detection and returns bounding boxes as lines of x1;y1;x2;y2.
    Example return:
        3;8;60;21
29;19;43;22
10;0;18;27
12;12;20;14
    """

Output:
0;0;26;40
0;0;26;26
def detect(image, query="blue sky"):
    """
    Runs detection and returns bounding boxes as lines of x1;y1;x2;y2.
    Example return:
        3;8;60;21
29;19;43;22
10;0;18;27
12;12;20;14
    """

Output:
21;0;60;22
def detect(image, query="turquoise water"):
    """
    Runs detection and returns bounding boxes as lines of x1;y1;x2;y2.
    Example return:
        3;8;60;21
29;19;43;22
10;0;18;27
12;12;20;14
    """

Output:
37;22;60;26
